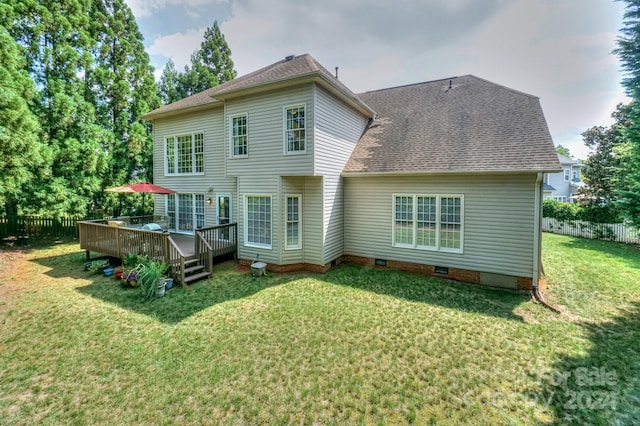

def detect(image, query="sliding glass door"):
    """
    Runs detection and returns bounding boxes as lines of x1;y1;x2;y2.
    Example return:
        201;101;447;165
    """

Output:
166;193;205;234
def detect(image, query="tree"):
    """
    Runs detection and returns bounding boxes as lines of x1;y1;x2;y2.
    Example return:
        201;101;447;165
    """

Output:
0;28;49;215
89;0;160;215
158;59;182;104
614;0;640;226
2;0;108;217
555;145;572;158
158;21;236;103
579;104;629;204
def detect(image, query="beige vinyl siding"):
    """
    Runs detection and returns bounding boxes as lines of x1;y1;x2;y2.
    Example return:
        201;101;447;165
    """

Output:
314;85;371;263
281;176;323;266
152;107;236;228
225;85;314;178
344;174;537;278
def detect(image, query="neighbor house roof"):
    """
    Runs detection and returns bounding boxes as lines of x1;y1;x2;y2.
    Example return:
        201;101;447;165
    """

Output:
557;154;583;167
343;75;561;175
144;54;373;120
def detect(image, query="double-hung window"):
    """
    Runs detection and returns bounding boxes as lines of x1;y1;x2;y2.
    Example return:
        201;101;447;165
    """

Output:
245;195;271;249
563;169;570;181
230;114;248;157
285;195;302;249
393;194;463;252
284;105;305;153
165;132;204;175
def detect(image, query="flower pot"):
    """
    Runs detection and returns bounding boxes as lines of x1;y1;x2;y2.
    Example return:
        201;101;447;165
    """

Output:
156;281;166;297
162;277;173;290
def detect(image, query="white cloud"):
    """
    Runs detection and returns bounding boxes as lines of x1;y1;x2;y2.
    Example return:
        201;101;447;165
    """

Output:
127;0;225;18
147;28;207;70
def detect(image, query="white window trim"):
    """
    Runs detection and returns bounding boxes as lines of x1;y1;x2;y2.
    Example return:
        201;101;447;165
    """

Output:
283;104;307;155
392;194;464;254
285;194;302;250
164;131;205;176
216;193;232;224
563;169;570;181
165;192;206;234
244;194;272;250
229;113;248;158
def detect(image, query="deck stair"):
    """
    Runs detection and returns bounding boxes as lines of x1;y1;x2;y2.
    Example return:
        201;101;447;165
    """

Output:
183;256;211;285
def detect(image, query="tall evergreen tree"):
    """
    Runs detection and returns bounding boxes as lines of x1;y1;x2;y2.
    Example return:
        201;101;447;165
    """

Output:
183;21;236;96
614;0;640;226
158;21;236;103
3;0;108;217
158;59;182;104
0;28;49;215
89;0;160;215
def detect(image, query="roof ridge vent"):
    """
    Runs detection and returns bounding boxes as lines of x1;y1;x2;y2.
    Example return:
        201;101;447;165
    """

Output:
285;54;295;61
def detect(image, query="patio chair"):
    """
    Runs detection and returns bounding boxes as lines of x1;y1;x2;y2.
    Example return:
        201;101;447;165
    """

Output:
154;215;170;231
116;216;131;225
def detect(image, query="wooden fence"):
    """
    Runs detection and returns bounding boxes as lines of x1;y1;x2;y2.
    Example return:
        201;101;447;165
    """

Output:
543;218;640;244
0;215;81;239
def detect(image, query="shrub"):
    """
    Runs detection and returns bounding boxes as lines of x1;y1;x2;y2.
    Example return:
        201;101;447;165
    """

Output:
543;199;623;223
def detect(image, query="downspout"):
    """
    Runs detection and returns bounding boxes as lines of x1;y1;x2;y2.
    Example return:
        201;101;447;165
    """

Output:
532;172;561;313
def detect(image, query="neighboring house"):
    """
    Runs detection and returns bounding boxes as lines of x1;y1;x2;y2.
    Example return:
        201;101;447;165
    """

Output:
543;154;586;202
143;54;560;291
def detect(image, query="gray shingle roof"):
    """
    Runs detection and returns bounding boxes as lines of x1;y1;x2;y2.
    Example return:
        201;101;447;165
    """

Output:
557;154;583;166
343;75;561;174
144;54;370;119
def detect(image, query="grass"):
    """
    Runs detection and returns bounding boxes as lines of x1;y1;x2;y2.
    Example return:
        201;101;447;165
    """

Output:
0;234;638;425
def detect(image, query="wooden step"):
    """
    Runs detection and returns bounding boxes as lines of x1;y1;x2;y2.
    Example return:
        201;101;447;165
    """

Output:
184;264;205;275
184;257;199;266
183;271;211;284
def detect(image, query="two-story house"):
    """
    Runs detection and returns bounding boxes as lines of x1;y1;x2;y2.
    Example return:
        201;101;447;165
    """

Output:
142;54;560;291
543;154;586;202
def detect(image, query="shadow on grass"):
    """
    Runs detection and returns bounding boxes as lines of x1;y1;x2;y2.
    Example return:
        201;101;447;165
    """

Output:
33;248;529;323
321;264;528;322
534;301;640;425
32;251;290;324
557;236;640;269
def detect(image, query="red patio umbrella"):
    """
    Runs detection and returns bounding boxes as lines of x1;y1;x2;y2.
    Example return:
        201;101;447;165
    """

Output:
105;182;176;214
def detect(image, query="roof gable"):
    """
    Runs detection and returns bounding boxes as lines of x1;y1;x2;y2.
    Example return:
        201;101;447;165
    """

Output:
343;75;561;174
144;54;372;119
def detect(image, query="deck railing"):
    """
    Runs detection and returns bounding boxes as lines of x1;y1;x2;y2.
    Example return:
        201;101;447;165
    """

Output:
165;235;186;286
195;232;213;275
196;223;238;258
79;219;168;261
78;220;238;287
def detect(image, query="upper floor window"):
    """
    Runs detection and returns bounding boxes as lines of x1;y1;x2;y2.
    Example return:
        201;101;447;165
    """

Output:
393;194;463;253
165;132;204;175
231;114;248;157
284;105;305;153
563;169;570;181
572;170;579;181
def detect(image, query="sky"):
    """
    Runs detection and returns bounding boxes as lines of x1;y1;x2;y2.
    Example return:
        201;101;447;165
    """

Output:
126;0;630;160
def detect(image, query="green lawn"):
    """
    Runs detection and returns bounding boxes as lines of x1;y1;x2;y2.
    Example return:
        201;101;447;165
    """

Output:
1;234;638;425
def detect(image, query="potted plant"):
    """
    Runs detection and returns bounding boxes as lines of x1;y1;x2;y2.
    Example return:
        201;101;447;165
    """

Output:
88;259;110;274
139;260;169;301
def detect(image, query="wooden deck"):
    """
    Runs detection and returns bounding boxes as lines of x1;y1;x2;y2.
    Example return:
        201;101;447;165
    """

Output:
78;218;237;286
